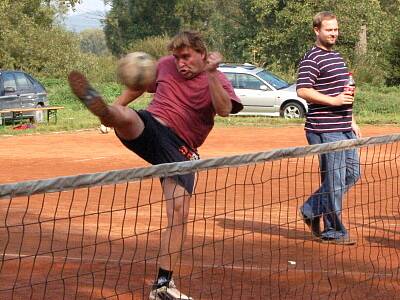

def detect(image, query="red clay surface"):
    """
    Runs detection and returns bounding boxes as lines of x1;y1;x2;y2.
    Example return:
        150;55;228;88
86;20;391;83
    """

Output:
1;125;400;300
2;125;399;184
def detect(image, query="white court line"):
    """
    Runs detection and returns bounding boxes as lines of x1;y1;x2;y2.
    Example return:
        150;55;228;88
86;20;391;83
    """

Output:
1;253;395;277
73;157;108;162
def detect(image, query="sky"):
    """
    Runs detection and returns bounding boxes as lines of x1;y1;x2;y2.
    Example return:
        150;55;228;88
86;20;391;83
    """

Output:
68;0;110;15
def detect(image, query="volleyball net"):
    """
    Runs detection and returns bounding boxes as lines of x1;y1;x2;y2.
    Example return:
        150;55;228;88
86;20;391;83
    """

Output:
0;134;399;299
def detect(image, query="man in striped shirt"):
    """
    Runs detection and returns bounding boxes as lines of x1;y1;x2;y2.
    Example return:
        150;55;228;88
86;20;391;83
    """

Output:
296;11;361;245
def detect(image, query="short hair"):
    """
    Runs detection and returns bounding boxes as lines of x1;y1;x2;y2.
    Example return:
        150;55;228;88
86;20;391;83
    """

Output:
168;31;207;55
313;11;337;29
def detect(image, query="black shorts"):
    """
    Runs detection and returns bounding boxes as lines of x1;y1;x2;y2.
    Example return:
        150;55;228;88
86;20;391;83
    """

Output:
116;110;199;195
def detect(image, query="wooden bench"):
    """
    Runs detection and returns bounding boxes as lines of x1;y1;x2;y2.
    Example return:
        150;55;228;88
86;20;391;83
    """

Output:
0;106;64;126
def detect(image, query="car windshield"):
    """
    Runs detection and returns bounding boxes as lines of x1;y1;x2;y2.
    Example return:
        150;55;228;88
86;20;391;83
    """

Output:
256;70;290;90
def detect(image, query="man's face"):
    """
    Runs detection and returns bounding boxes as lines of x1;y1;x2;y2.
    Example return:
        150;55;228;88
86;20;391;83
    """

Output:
173;47;206;79
315;18;339;50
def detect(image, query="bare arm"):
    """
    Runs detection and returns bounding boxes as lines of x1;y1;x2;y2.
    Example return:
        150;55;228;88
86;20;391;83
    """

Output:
205;52;232;117
298;87;360;137
297;88;354;106
113;88;146;106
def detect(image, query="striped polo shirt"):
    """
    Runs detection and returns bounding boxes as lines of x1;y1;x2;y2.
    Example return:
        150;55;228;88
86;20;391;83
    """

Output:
296;46;352;133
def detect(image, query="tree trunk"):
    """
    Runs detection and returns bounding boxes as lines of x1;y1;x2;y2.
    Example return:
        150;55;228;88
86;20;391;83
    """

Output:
356;24;367;57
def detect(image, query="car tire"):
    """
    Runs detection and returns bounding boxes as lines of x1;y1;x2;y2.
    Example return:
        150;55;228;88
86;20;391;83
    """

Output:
34;104;45;123
281;102;305;119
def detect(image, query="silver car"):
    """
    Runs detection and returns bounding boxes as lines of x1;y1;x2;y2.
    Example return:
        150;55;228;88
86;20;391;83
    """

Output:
218;64;307;118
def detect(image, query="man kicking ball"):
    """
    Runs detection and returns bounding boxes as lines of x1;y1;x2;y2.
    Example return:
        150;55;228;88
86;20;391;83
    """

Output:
68;30;242;300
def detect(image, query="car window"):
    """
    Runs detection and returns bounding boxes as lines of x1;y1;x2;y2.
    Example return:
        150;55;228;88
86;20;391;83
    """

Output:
3;73;17;90
256;70;289;90
26;74;46;93
224;73;237;88
236;74;265;90
15;73;33;91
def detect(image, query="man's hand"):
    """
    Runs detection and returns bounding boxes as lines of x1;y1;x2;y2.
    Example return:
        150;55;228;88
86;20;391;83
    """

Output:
205;52;223;72
352;121;361;138
333;91;354;106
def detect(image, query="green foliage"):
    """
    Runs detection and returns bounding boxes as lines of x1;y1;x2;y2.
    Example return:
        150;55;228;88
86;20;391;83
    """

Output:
79;29;109;56
126;35;170;59
0;0;93;79
99;0;400;85
104;0;180;55
353;84;400;123
175;0;216;33
1;0;400;87
227;0;398;84
386;19;400;86
76;53;118;83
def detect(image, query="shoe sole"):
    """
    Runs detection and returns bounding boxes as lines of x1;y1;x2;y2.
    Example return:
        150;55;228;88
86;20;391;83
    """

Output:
320;238;356;245
149;286;193;300
68;71;108;117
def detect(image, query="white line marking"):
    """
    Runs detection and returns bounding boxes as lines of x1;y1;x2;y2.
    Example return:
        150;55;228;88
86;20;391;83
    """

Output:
73;157;108;162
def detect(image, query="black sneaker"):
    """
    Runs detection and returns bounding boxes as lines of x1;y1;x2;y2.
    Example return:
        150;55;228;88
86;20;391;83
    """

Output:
299;209;321;238
68;71;109;118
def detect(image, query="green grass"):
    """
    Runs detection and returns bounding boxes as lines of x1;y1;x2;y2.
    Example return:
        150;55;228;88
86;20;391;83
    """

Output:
352;84;400;124
1;81;400;135
215;115;304;127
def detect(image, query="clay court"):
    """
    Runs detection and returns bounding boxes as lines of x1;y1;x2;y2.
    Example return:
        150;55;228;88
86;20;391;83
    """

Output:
1;125;400;299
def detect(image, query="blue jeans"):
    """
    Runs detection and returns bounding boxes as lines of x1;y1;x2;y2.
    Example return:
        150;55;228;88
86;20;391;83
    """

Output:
301;131;360;239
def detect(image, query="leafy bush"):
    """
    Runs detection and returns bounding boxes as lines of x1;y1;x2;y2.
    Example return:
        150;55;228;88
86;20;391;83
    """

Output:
75;54;118;83
126;35;170;59
79;29;109;56
386;32;400;86
353;55;388;86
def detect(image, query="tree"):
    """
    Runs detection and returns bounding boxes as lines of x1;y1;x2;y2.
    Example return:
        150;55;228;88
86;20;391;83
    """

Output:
79;29;109;56
386;13;400;85
0;0;86;78
212;0;399;82
99;0;399;84
104;0;180;55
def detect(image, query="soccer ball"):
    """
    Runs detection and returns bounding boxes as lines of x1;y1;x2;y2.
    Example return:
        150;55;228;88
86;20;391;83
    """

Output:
116;52;156;89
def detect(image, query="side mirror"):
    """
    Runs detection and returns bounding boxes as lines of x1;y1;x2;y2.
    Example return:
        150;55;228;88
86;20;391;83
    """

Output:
260;85;269;91
4;86;16;93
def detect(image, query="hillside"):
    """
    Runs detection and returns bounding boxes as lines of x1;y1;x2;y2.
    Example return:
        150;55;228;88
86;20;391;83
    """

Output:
62;11;105;32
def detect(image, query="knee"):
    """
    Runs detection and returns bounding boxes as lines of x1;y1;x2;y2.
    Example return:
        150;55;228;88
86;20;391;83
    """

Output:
168;199;190;222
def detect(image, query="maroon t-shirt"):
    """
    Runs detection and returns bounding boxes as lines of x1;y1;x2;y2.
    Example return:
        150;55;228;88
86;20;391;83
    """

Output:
146;55;241;149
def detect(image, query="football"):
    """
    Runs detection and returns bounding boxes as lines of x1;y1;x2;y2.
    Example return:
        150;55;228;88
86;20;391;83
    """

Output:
116;52;156;89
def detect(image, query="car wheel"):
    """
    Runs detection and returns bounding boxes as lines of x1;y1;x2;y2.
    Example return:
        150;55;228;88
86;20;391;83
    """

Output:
34;104;45;123
281;102;305;119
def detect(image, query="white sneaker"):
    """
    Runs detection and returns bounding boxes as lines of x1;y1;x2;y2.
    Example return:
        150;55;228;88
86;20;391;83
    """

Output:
149;279;193;300
99;124;110;134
